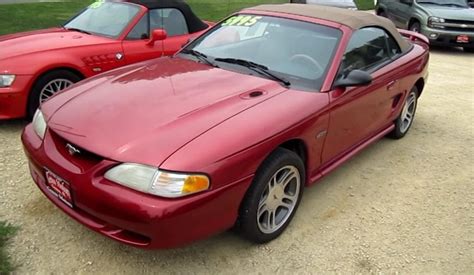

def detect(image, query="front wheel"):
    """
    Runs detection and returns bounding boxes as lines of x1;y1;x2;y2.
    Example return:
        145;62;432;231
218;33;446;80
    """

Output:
388;87;419;139
409;21;421;33
237;148;305;243
27;70;82;119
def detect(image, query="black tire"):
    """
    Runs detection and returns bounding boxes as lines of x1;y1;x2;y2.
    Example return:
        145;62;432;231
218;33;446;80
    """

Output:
464;47;474;53
409;21;421;33
388;87;419;139
27;70;82;120
237;148;305;243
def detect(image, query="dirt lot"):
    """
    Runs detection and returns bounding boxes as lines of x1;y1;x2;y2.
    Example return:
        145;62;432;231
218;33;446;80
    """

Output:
0;48;473;274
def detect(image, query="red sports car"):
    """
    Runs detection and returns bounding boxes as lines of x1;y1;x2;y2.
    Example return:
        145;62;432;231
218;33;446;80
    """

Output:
0;0;211;119
22;4;429;249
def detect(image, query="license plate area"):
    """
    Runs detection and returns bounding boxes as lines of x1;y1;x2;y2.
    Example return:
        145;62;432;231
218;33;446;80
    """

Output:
456;35;469;44
45;169;73;208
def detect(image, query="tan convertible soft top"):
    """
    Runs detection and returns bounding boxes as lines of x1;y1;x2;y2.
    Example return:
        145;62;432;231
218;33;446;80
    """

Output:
247;4;411;52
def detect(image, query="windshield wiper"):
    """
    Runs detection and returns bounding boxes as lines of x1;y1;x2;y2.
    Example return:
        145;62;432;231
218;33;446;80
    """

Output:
180;49;218;67
214;58;290;87
64;27;91;35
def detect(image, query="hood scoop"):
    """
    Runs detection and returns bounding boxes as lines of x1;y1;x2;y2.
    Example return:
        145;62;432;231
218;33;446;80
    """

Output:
240;90;267;100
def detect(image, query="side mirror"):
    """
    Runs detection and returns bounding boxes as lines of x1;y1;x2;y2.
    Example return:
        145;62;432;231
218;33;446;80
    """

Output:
334;70;372;88
147;29;167;46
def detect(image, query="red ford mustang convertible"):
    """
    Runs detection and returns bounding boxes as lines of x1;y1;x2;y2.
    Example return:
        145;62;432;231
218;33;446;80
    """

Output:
0;0;210;119
22;4;429;249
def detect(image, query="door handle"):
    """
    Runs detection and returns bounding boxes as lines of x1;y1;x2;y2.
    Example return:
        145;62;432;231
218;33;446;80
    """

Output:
387;80;397;91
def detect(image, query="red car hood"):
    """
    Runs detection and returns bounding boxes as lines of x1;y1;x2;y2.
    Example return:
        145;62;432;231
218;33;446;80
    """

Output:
0;28;113;61
43;57;287;167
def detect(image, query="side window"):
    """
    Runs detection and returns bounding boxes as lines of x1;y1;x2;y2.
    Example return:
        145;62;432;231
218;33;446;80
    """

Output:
126;15;149;40
339;27;394;76
386;32;401;57
149;8;189;37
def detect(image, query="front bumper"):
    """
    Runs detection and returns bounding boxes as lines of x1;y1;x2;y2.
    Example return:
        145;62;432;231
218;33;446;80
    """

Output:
0;75;33;120
22;124;253;249
421;25;474;48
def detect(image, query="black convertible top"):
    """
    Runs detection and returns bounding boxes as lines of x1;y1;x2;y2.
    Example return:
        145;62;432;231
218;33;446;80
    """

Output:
125;0;208;33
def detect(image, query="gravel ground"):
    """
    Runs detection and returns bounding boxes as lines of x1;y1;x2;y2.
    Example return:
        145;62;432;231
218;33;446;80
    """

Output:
0;47;473;274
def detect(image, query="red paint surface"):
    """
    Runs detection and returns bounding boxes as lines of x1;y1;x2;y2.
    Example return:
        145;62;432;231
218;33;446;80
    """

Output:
22;10;430;248
0;5;211;119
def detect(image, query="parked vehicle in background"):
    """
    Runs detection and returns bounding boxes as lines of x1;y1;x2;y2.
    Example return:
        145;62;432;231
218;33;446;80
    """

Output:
0;0;211;120
22;4;429;249
289;0;358;10
376;0;474;52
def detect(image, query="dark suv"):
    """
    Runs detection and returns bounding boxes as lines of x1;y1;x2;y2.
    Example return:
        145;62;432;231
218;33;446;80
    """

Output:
376;0;474;52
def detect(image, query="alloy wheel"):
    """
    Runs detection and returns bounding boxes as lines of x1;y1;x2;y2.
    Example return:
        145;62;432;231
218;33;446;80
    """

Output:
257;165;301;234
400;91;417;134
39;79;73;103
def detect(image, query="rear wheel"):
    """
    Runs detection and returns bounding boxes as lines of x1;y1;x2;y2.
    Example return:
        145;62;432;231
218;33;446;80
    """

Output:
27;70;82;119
237;148;305;243
388;87;419;139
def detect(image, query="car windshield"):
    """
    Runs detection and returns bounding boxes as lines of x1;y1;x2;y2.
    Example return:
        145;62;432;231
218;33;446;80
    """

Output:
64;2;141;38
182;14;342;91
416;0;468;8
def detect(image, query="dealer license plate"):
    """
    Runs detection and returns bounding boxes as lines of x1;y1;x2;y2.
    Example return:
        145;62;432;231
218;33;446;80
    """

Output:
456;35;469;44
45;169;73;208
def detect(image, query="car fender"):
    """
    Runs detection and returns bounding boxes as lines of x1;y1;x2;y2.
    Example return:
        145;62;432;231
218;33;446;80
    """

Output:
410;3;430;27
161;90;331;189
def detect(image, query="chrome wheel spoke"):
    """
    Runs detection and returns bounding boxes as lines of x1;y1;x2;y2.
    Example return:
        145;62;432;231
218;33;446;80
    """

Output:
39;79;73;103
268;210;276;229
278;169;294;186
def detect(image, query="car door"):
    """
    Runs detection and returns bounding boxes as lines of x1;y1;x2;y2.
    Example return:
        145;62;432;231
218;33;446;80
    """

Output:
321;27;402;164
390;0;413;28
121;11;165;65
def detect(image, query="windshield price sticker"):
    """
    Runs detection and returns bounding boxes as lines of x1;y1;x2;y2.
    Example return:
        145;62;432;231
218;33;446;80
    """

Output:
222;15;263;27
89;0;105;9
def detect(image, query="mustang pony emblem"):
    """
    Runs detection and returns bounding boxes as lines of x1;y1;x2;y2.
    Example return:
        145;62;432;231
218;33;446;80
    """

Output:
66;144;81;156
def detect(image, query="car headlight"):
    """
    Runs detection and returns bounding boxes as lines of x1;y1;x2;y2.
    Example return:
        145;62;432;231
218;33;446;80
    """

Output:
0;75;16;88
428;17;445;28
104;163;210;198
32;109;47;140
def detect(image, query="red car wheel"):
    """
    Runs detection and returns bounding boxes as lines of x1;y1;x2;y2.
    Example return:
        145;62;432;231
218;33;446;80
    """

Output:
237;148;305;243
27;70;82;119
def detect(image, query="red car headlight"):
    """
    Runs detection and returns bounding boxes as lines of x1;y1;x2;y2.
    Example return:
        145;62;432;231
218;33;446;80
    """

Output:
0;74;15;88
32;109;47;140
104;163;210;198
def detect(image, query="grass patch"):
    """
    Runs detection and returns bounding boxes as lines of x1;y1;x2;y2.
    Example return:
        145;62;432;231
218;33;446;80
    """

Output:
0;0;374;35
355;0;375;10
0;221;18;274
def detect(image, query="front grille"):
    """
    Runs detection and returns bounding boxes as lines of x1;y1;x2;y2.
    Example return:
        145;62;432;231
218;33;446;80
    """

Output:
49;130;104;171
439;19;474;32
